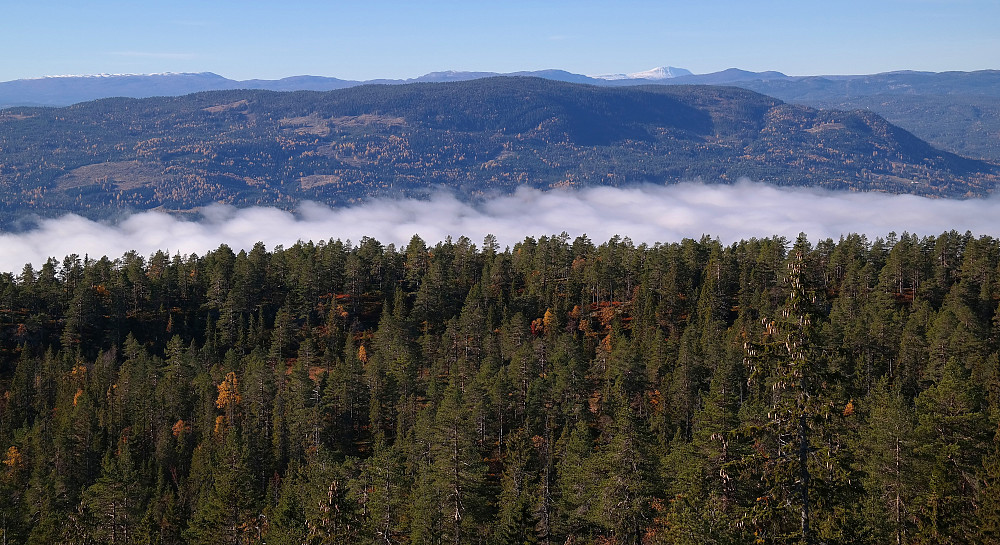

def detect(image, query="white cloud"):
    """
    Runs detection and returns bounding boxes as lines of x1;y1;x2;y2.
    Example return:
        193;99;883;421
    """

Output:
3;180;1000;273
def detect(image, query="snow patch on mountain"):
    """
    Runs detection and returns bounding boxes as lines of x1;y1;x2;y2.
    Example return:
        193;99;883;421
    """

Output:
30;72;215;80
591;66;693;81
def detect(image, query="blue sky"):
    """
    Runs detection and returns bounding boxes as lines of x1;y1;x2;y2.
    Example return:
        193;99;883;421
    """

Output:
2;0;998;81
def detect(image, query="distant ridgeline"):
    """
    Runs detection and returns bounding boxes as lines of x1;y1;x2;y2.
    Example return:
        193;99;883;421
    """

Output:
2;231;1000;543
0;77;997;228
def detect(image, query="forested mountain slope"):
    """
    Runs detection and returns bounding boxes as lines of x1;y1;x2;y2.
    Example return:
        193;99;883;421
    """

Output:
5;69;998;162
734;70;1000;161
1;77;996;227
2;231;1000;543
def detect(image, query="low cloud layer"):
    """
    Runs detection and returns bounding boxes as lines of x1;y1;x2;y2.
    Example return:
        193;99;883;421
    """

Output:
3;180;1000;273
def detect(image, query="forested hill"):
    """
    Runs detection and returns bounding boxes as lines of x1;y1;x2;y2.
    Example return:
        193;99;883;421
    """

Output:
0;77;996;227
2;231;1000;543
732;70;1000;162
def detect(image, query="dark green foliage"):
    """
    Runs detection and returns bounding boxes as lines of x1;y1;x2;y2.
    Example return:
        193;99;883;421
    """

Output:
1;230;1000;543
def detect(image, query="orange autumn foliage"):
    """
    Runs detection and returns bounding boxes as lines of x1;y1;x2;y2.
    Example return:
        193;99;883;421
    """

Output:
216;371;241;409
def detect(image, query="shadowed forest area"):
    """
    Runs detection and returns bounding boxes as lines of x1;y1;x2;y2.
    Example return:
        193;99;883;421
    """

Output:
2;230;1000;544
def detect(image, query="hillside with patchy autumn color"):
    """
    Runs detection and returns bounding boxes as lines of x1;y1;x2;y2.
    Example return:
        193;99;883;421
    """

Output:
1;77;996;228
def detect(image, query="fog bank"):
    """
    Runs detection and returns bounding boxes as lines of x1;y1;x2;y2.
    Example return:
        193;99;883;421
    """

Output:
3;180;999;272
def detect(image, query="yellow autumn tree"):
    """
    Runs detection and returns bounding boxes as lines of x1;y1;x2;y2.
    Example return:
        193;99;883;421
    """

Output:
216;371;241;430
3;446;22;472
543;307;556;333
216;371;241;409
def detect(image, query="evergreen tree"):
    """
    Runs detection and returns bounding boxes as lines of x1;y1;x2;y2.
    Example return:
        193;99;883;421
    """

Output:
492;430;538;545
911;358;989;543
743;250;831;544
80;441;145;544
429;378;488;545
354;436;407;544
553;419;597;541
185;429;258;545
858;377;915;544
591;383;657;544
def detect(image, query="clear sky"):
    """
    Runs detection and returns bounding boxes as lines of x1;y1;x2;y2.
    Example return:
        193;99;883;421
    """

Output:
2;0;998;82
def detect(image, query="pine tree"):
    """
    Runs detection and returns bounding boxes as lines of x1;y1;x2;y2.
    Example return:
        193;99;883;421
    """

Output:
858;377;915;545
689;347;746;519
300;447;360;544
185;429;258;545
492;430;538;545
80;441;145;544
553;419;597;541
430;378;488;545
978;427;1000;542
743;249;831;544
355;436;407;544
911;358;989;543
264;461;308;545
591;382;657;545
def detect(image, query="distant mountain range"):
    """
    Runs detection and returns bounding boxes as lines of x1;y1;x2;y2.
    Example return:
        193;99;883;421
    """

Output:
4;67;998;162
0;67;761;108
8;67;997;108
0;77;995;228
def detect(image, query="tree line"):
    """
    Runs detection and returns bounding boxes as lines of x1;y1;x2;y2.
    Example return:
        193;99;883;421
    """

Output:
1;229;1000;544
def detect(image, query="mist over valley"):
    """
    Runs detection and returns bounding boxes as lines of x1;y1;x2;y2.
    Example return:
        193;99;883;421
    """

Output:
4;181;1000;274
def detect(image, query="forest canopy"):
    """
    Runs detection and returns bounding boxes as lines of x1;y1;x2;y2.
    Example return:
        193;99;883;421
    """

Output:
2;230;1000;544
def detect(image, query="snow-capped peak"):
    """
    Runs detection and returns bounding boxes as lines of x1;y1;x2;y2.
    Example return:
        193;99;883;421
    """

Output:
629;66;692;79
590;66;693;81
27;72;217;80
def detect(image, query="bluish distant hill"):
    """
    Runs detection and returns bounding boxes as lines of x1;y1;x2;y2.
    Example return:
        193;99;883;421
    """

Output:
0;77;995;228
4;68;997;161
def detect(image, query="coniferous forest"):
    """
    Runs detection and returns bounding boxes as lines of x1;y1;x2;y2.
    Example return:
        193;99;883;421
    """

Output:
3;230;1000;544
